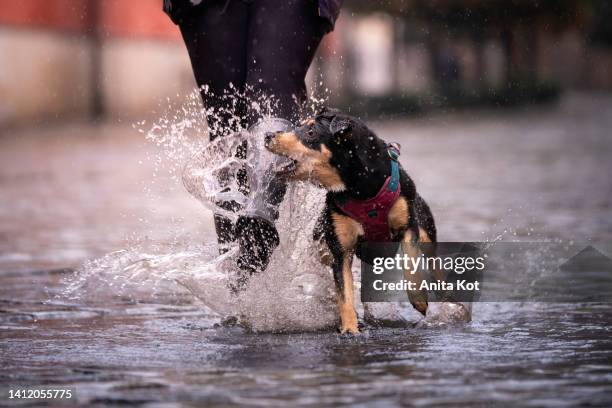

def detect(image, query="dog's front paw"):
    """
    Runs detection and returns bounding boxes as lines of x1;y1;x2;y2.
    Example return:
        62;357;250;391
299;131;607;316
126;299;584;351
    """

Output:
338;304;360;334
339;323;360;334
338;310;360;334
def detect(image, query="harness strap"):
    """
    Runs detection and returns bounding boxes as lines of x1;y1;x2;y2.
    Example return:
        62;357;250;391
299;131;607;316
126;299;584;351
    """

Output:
387;143;400;193
335;143;402;242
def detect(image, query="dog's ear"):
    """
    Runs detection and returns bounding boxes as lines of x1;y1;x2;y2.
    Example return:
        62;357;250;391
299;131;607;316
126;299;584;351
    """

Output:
329;116;352;138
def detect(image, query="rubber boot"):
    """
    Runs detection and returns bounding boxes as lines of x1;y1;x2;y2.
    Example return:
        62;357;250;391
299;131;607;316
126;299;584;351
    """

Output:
234;215;280;275
214;214;235;253
232;118;292;282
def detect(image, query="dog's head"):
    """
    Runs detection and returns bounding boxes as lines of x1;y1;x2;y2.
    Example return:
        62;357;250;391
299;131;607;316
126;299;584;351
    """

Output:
265;108;387;193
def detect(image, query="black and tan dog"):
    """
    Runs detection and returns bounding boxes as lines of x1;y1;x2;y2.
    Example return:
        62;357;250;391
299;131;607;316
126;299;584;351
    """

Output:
265;108;437;334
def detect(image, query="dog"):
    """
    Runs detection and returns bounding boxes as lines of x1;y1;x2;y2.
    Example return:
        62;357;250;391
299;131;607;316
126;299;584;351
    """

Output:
265;108;439;334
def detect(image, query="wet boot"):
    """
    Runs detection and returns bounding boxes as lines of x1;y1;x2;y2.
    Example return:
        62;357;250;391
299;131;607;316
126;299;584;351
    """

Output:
233;171;287;284
234;215;280;275
232;118;292;283
213;214;235;254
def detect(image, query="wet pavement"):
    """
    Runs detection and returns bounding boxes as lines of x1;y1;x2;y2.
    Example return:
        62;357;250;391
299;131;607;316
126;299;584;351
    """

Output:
1;93;612;406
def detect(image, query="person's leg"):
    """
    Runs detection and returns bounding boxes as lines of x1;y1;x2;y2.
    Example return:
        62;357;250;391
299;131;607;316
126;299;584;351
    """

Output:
235;0;327;273
178;0;249;248
245;0;326;124
247;0;326;208
179;0;249;136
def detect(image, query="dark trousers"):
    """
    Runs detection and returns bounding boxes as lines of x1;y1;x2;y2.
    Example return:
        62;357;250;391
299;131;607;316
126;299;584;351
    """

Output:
179;0;326;245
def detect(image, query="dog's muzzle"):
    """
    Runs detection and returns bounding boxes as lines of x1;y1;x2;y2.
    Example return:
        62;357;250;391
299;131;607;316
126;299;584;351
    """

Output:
264;131;297;176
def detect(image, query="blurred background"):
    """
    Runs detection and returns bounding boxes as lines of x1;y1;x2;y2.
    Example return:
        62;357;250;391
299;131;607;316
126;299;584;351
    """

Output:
1;0;612;126
1;0;611;272
2;4;612;405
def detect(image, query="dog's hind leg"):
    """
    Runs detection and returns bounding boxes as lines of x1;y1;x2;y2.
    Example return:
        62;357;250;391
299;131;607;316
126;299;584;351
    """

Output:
412;228;472;323
400;229;429;316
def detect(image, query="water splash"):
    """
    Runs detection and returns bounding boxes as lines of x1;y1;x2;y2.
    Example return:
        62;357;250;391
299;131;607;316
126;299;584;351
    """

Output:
62;87;344;332
182;118;295;222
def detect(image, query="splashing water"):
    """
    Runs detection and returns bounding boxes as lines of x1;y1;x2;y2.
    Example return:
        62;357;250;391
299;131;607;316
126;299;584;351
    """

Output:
182;117;295;223
179;183;339;332
62;87;347;332
63;182;339;331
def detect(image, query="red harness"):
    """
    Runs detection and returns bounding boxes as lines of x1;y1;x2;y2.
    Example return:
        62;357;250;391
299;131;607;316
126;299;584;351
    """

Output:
335;144;402;242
